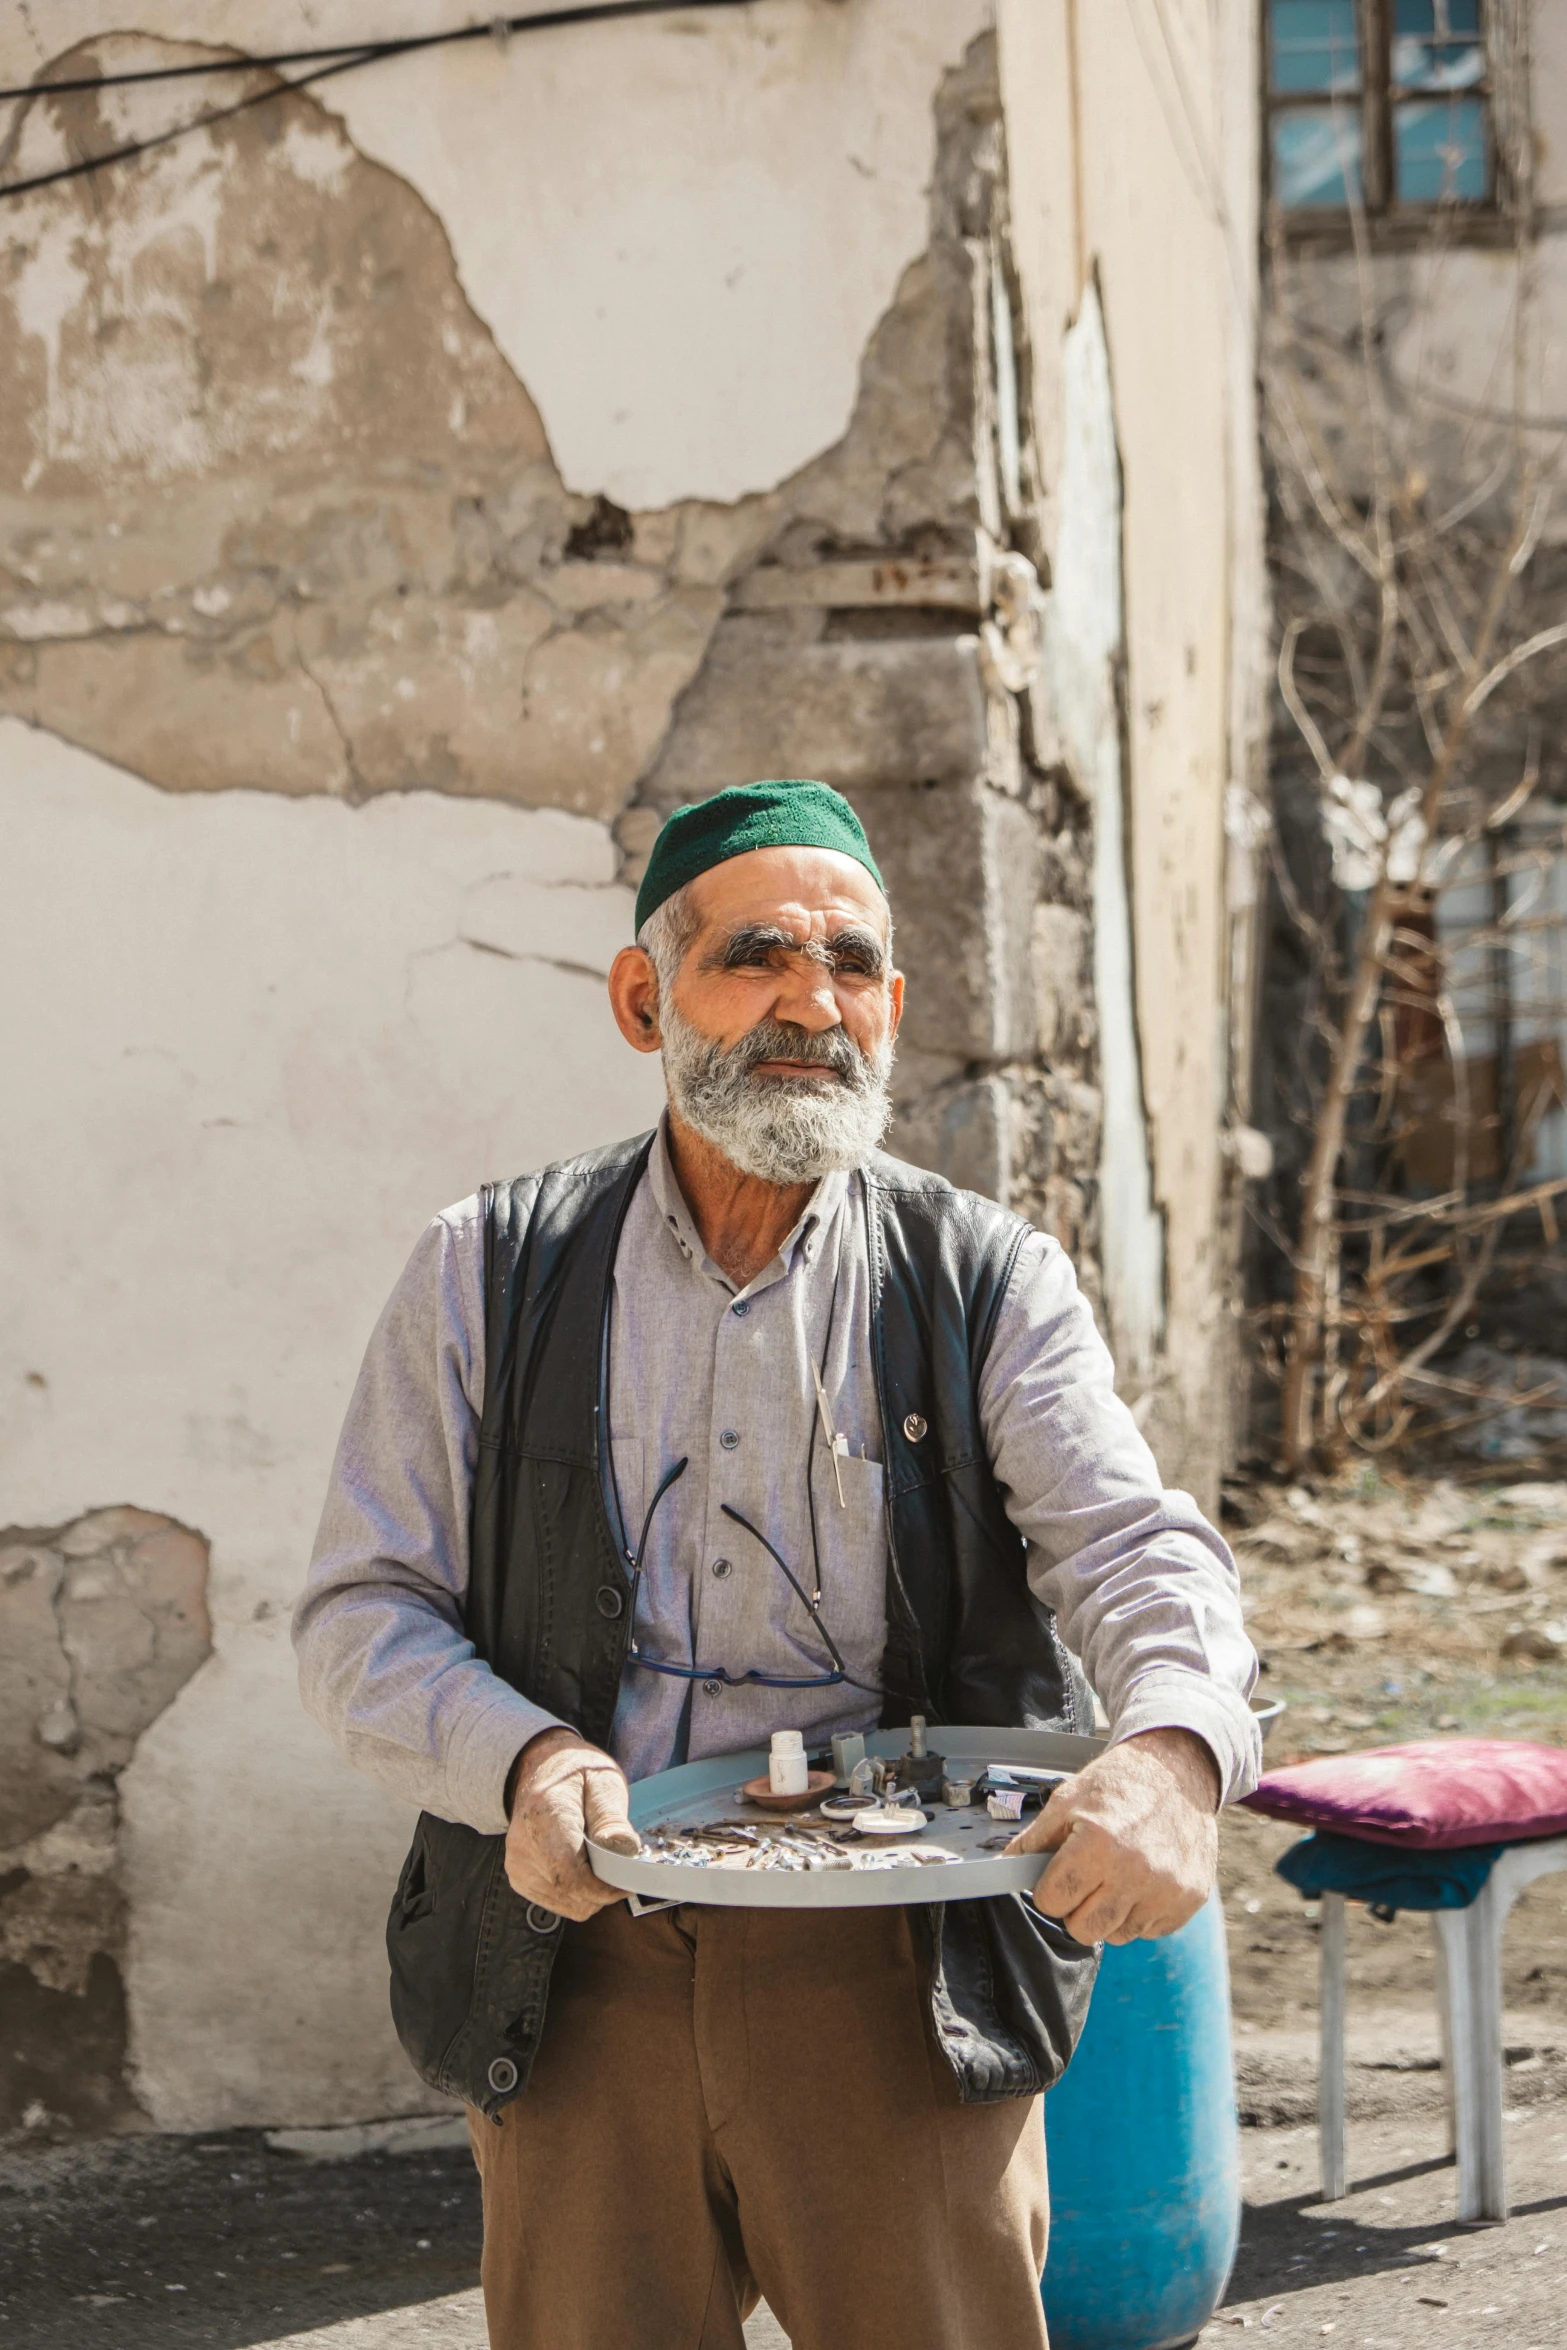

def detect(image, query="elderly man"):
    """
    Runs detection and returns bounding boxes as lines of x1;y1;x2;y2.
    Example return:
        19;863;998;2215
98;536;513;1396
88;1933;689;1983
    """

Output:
296;779;1258;2350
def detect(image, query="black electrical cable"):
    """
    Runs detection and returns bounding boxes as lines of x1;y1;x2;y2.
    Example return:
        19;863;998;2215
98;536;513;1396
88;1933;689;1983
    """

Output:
2;47;386;199
0;40;371;102
0;0;761;201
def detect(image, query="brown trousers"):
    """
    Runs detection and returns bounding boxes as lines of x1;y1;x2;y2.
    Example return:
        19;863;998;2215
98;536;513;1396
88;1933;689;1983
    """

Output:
468;1901;1050;2350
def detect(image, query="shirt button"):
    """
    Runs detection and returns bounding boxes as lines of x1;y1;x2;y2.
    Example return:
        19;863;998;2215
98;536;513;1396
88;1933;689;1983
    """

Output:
731;1299;750;1317
702;1678;723;1698
719;1429;740;1451
711;1558;733;1580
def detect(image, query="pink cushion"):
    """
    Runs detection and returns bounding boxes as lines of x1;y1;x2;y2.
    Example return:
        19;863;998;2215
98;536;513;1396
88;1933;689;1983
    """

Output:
1244;1738;1567;1850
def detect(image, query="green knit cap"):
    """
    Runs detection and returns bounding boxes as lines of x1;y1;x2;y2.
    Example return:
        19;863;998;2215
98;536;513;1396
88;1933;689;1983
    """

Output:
634;780;885;937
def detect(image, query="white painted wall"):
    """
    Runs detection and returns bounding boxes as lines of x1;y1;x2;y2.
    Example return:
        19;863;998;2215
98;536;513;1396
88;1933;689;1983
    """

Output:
5;0;990;508
999;0;1264;1480
0;721;664;2124
1045;286;1166;1381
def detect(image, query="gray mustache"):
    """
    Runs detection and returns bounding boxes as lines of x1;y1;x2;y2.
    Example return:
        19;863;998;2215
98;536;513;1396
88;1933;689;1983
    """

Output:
730;1019;865;1081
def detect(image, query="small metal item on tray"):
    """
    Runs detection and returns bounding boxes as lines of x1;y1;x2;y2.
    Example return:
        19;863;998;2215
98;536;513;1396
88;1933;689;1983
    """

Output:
941;1777;976;1808
987;1763;1070;1795
898;1714;945;1799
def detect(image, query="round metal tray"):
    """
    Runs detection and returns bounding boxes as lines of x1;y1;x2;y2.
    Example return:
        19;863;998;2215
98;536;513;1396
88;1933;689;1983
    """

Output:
588;1725;1102;1908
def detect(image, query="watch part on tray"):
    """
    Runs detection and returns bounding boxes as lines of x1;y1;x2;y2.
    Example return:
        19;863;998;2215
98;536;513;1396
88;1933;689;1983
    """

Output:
635;1818;960;1872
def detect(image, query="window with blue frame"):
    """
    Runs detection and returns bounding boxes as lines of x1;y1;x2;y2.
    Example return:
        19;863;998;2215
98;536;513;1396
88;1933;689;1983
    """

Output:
1267;1;1494;219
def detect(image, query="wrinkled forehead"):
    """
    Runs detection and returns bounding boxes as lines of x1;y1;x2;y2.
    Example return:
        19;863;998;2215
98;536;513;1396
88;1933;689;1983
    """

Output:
685;844;891;944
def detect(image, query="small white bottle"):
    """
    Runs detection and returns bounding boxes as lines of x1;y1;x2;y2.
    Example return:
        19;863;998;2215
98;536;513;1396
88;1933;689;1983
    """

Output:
768;1728;809;1797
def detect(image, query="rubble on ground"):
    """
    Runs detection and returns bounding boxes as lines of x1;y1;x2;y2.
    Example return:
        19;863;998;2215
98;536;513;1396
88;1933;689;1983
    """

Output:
1226;1470;1567;1761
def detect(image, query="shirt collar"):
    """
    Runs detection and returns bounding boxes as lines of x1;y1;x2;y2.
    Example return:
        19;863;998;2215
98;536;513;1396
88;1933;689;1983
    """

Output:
647;1113;852;1295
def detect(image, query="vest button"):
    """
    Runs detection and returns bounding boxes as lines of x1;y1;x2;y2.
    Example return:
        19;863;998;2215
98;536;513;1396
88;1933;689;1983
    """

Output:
711;1557;733;1580
702;1678;723;1698
487;2055;519;2094
596;1585;625;1619
719;1429;740;1450
903;1412;928;1442
525;1903;561;1935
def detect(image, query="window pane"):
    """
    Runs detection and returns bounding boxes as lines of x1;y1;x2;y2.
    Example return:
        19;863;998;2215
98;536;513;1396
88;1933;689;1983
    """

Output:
1394;96;1489;200
1273;106;1365;208
1270;1;1361;96
1394;1;1481;36
1392;0;1486;92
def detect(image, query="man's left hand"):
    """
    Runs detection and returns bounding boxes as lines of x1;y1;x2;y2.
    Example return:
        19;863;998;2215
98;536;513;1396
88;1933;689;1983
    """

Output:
1004;1727;1220;1945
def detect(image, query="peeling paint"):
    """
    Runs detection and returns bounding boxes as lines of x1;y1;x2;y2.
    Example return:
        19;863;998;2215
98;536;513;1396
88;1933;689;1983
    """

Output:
0;36;723;819
0;1506;209;2142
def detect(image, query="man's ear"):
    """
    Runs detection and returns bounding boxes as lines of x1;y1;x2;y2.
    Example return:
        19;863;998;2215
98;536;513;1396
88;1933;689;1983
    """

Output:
607;945;664;1054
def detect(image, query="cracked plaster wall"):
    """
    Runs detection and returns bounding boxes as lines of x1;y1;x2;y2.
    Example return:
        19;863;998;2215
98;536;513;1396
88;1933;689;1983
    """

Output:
0;5;1024;2132
0;2;1254;2131
9;0;993;510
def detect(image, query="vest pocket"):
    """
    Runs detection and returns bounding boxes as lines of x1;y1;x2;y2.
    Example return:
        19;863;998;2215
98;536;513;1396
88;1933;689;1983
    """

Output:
387;1814;506;2095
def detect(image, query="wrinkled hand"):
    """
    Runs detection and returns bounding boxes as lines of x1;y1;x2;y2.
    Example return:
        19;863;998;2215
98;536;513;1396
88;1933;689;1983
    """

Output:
503;1726;641;1923
1005;1728;1220;1945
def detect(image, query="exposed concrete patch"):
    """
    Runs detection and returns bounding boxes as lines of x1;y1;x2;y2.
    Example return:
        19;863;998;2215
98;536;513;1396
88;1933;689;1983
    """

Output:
0;1507;210;2143
629;33;1106;1260
0;37;726;821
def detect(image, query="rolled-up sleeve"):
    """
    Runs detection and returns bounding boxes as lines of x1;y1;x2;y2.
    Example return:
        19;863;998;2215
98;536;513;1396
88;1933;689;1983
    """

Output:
293;1191;562;1835
978;1228;1261;1804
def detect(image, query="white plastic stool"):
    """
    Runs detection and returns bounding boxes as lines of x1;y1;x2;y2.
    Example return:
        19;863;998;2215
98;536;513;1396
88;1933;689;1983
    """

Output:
1317;1835;1567;2221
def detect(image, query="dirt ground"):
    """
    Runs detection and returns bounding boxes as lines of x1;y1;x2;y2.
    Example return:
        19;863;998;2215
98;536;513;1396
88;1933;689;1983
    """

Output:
1225;1468;1567;1763
2;2102;1564;2349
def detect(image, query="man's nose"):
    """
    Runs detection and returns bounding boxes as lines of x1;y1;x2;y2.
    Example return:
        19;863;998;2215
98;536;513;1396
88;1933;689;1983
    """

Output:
772;959;842;1031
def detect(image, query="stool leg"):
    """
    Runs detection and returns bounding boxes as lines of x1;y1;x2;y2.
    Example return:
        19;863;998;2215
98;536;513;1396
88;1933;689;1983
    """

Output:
1319;1892;1347;2201
1470;1875;1508;2222
1434;1907;1486;2222
1431;1914;1457;2157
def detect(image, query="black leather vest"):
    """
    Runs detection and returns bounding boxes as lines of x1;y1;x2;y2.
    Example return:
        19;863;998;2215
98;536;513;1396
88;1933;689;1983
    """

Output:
387;1136;1100;2115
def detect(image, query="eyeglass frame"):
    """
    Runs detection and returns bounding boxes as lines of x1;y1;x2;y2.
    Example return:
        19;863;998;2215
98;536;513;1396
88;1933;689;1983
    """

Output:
609;1452;868;1692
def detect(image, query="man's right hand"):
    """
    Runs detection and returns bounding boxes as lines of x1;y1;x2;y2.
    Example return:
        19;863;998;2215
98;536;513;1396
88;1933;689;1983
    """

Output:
503;1725;640;1922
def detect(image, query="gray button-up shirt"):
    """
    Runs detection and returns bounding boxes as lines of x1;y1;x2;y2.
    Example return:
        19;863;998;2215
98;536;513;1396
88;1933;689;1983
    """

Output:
295;1125;1260;1834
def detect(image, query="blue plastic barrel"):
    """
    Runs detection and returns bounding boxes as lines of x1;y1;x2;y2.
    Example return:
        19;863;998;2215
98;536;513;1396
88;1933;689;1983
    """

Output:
1041;1892;1239;2350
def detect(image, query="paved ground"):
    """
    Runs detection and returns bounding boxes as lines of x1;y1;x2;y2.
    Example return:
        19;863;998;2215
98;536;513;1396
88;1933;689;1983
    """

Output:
2;2098;1563;2347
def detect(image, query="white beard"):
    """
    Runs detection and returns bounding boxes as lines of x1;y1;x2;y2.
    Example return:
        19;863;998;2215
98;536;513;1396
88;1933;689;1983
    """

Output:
659;1003;894;1184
